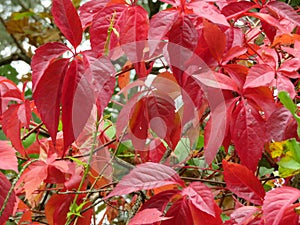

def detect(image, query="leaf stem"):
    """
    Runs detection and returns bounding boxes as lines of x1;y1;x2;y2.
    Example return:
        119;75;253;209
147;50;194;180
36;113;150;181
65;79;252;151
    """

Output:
65;121;100;225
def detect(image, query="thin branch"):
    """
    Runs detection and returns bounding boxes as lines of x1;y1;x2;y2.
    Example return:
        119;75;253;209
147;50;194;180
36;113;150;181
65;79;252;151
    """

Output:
71;138;117;159
57;188;113;195
181;176;226;186
0;53;22;66
127;191;145;223
21;122;43;141
0;16;31;64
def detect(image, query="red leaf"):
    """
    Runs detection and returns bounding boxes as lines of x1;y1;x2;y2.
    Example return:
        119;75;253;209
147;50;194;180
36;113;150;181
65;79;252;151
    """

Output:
129;208;171;225
31;42;69;91
244;64;274;89
194;71;239;91
90;4;126;54
187;1;229;26
0;78;22;115
21;160;48;199
119;5;149;62
223;160;265;205
204;95;233;165
266;107;297;142
277;74;296;98
61;58;94;151
33;58;69;143
203;20;226;62
0;172;16;225
2;104;26;156
267;1;300;27
230;100;266;171
222;46;247;64
168;15;198;51
247;13;286;32
147;94;177;147
279;58;300;73
52;0;82;48
128;97;149;149
140;189;180;212
244;87;277;119
229;206;261;225
161;198;194;225
262;187;300;225
83;54;116;115
79;0;109;29
278;203;300;225
106;162;184;198
147;139;167;163
223;64;248;90
45;194;92;225
221;1;257;20
0;141;18;172
119;6;149;44
189;201;222;225
181;182;217;216
148;10;179;55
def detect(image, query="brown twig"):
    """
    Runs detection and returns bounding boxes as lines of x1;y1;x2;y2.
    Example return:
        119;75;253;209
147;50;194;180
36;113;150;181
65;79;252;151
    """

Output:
0;16;31;64
181;176;226;186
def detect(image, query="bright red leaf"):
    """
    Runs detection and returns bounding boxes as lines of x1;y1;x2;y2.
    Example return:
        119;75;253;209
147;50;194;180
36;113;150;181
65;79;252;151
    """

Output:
187;1;229;26
129;208;171;225
161;197;194;225
262;187;300;225
106;162;184;198
140;189;181;212
267;1;300;27
0;172;16;225
203;20;226;62
61;58;94;151
148;10;179;54
0;141;18;172
0;78;22;115
79;0;109;29
45;194;92;225
33;58;69;144
189;201;222;225
229;206;261;225
223;160;265;205
244;64;274;89
266;107;297;142
119;5;149;61
90;4;127;55
168;15;198;52
83;54;116;116
2;102;31;156
230;100;266;171
181;181;218;216
52;0;83;48
31;42;70;91
221;1;257;20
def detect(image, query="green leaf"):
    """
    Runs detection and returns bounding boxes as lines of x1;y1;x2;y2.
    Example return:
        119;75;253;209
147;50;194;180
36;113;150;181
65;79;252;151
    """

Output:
270;138;300;177
174;138;191;163
22;133;36;148
278;91;300;137
0;64;19;84
12;11;35;20
278;91;297;113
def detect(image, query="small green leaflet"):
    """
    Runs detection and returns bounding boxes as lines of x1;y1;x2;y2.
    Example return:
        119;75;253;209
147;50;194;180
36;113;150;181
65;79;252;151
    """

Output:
278;91;300;137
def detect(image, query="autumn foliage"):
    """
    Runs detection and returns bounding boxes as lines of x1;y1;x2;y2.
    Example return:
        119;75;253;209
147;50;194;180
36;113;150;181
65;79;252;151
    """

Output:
2;0;300;224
